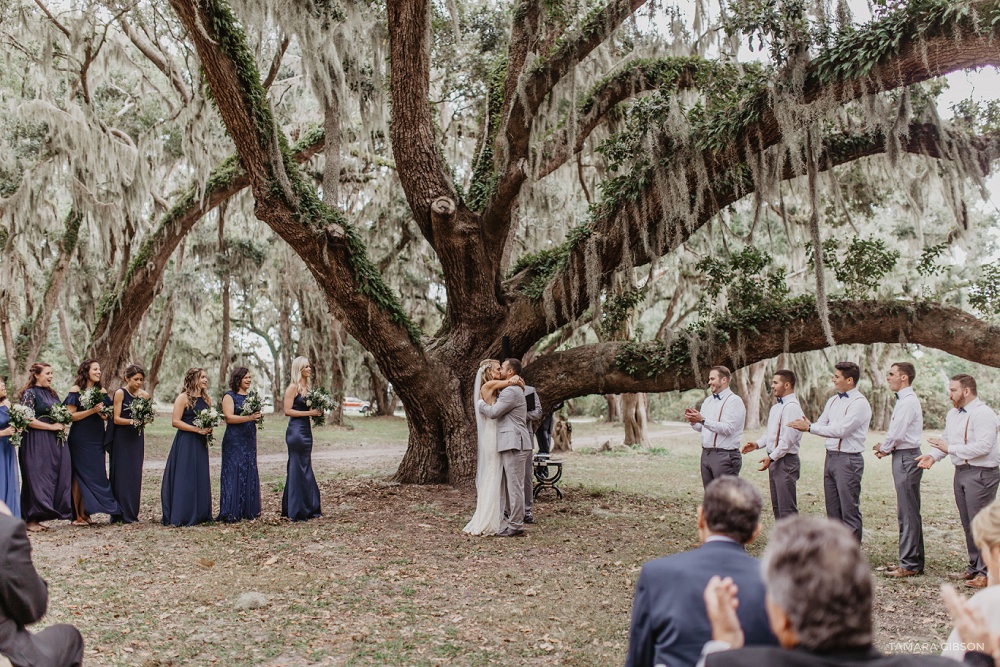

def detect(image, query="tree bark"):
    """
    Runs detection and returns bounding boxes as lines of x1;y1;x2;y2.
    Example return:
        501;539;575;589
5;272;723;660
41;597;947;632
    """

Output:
621;393;649;446
603;394;621;423
217;203;231;397
865;344;893;430
736;360;770;430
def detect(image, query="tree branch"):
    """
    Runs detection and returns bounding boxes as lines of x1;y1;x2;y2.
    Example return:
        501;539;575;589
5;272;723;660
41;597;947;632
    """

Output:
119;15;191;104
261;34;288;91
524;300;1000;406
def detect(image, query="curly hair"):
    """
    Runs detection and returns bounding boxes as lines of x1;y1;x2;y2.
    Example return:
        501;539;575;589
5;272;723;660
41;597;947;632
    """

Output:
182;367;211;409
74;359;102;391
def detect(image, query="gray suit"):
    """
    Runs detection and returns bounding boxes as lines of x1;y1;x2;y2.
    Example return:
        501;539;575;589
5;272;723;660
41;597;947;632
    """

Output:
478;386;533;532
0;513;83;667
523;387;543;516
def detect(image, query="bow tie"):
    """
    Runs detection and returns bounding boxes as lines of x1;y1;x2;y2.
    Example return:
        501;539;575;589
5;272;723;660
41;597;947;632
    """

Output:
959;407;967;414
837;392;849;399
894;393;899;400
777;398;783;404
713;394;722;400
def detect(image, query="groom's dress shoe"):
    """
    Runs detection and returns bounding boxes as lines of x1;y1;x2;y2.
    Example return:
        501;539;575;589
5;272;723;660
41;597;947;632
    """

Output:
496;528;526;537
524;513;535;524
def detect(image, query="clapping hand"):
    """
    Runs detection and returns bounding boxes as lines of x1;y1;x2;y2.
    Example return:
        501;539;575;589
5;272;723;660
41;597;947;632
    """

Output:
740;442;757;455
942;584;1000;658
929;436;948;454
684;407;703;425
787;417;810;432
873;443;887;459
757;456;771;472
703;576;745;648
915;453;936;470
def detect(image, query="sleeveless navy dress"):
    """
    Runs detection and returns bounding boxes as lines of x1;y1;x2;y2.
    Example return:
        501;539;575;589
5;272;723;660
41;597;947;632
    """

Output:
18;388;73;522
282;394;321;521
110;389;145;523
217;391;261;522
0;405;20;518
64;390;119;517
161;397;212;526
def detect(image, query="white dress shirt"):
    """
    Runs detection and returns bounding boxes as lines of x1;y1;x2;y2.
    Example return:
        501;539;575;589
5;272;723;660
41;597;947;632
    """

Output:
879;386;923;454
691;387;746;451
808;388;872;454
754;393;804;460
931;397;1000;468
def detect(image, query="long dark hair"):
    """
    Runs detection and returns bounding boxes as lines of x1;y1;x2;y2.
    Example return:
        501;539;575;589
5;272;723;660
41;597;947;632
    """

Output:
75;359;102;391
123;364;146;381
228;367;250;394
20;362;57;400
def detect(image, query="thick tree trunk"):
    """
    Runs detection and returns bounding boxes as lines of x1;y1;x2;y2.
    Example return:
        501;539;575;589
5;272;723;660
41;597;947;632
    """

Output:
604;394;621;422
622;393;649;446
146;296;176;401
363;355;393;417
217;204;231;396
865;344;892;430
736;360;770;430
327;319;346;426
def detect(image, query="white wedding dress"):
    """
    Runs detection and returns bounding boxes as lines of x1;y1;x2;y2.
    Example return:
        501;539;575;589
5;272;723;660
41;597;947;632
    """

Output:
462;368;503;535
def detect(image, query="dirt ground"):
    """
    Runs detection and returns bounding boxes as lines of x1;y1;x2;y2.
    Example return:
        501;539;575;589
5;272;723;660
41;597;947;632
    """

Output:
23;416;975;666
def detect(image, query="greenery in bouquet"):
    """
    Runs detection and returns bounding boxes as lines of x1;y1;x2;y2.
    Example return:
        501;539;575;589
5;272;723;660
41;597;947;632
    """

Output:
241;389;265;430
129;397;155;433
9;404;35;447
80;386;113;419
193;407;222;447
48;403;73;443
304;388;336;427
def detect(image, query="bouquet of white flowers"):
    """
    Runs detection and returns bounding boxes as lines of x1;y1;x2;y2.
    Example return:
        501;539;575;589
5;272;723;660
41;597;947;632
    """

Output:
193;407;221;447
194;408;222;447
304;388;336;427
9;404;35;447
48;403;73;444
241;389;265;430
80;386;112;419
129;397;155;433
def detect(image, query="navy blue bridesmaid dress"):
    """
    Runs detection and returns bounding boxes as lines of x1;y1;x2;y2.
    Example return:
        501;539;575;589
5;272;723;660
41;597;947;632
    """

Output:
18;388;73;522
65;390;119;518
161;397;213;527
109;389;144;524
0;405;20;517
217;391;261;522
281;393;321;521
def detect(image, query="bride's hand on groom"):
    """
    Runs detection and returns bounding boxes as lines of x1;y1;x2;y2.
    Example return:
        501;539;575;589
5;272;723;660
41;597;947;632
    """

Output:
507;376;525;389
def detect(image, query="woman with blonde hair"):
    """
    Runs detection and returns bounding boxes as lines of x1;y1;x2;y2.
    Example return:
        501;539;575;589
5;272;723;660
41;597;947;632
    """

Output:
943;498;1000;661
463;359;519;536
161;368;214;527
282;357;322;521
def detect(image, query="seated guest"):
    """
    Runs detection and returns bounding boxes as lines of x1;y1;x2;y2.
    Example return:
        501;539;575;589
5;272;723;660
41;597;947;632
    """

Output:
699;516;996;667
625;477;776;667
944;499;1000;661
0;500;83;667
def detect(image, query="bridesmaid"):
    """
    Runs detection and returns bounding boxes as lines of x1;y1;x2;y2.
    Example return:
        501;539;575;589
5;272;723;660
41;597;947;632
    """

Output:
281;356;322;522
18;363;73;531
65;359;119;525
110;364;149;524
0;378;19;518
217;367;262;522
161;368;214;527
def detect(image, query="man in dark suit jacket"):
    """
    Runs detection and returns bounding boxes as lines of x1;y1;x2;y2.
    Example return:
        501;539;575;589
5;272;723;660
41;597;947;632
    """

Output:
0;501;83;667
699;516;997;667
625;476;777;667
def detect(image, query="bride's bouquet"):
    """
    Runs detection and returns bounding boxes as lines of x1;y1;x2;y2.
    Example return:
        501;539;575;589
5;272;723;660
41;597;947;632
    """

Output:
304;387;336;427
193;407;222;447
9;404;35;447
129;397;155;433
80;386;113;419
241;389;265;430
48;403;73;443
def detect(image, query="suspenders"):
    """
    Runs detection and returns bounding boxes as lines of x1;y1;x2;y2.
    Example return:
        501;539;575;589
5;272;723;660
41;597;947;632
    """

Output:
836;397;865;452
771;403;788;453
711;395;734;447
960;405;984;464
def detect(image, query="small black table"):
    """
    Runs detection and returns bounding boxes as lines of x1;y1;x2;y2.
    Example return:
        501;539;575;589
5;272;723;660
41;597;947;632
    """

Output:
532;456;564;499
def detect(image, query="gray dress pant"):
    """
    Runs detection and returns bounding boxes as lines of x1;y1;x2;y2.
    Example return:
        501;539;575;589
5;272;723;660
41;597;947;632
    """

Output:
954;464;1000;576
768;454;800;519
824;451;864;542
891;448;925;572
499;448;531;532
523;449;534;516
701;448;742;488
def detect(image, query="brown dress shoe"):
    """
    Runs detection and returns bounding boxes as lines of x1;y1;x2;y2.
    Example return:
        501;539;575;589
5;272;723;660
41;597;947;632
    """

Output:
885;568;921;578
966;575;988;589
948;571;975;581
885;565;899;572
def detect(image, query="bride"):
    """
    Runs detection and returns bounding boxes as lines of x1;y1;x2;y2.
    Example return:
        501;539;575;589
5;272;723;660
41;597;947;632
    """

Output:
463;359;512;536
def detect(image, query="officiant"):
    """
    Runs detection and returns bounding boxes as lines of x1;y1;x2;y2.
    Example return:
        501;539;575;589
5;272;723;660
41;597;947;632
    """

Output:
523;384;543;524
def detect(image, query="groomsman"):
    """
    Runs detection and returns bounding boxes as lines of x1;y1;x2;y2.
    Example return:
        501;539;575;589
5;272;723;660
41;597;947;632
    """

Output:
789;362;872;542
917;374;1000;588
685;366;747;488
741;370;803;519
873;362;925;578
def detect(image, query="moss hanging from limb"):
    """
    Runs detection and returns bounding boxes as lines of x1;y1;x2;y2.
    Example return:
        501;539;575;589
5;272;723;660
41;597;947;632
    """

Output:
806;127;837;347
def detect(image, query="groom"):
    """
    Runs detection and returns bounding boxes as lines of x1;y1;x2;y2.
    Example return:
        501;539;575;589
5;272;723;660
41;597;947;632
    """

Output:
477;358;534;537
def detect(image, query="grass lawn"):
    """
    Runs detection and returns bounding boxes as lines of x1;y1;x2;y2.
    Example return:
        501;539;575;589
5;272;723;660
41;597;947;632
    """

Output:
25;416;975;666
